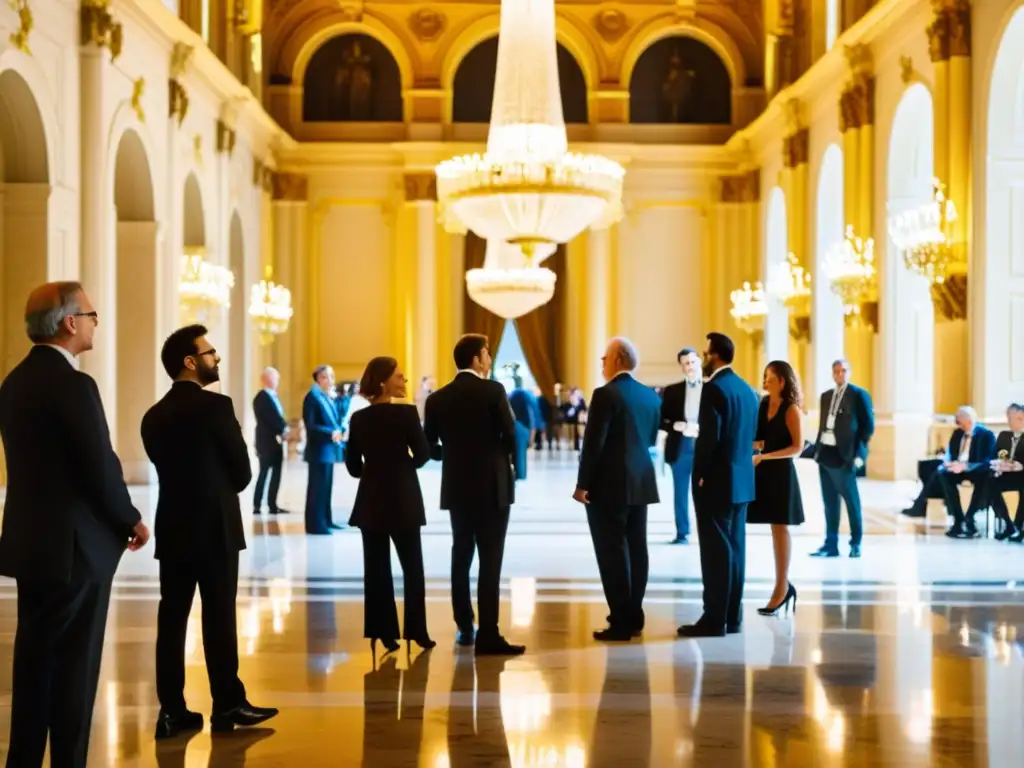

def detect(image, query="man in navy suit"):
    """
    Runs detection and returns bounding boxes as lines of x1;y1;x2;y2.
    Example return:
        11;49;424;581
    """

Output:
934;406;996;538
573;337;661;641
508;375;539;480
302;365;344;535
679;332;758;638
811;359;875;558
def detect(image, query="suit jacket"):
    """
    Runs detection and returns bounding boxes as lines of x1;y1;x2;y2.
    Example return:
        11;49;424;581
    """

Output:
141;381;252;560
993;430;1024;468
303;386;343;464
345;403;430;531
693;367;758;507
0;346;141;583
659;380;700;463
577;374;661;507
814;384;875;467
945;425;997;472
423;372;517;511
509;388;538;430
253;389;288;457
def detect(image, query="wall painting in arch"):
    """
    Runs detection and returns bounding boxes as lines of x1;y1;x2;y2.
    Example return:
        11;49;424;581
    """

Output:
629;36;731;125
452;37;588;124
303;33;403;122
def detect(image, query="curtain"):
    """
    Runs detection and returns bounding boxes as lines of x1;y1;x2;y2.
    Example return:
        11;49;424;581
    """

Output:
515;244;566;399
462;231;507;356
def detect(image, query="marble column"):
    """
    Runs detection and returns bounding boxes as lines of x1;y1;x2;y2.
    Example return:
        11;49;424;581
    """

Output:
709;170;761;386
78;43;116;415
929;1;971;415
563;236;587;393
581;226;617;397
271;172;308;417
781;124;811;386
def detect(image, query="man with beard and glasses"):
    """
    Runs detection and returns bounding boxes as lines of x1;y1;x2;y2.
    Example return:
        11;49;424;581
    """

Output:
141;325;278;738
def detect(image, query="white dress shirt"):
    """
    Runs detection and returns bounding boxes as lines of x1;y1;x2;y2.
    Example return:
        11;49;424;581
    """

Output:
43;344;78;370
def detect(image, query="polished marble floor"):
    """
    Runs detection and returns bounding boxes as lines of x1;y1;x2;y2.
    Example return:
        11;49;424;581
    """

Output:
1;453;1023;765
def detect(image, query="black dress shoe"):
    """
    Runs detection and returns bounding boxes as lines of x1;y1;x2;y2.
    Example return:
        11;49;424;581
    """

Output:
211;702;279;732
328;522;345;530
475;636;526;656
154;709;203;739
593;627;634;642
810;546;840;558
670;535;689;544
269;507;292;515
455;627;476;646
676;622;726;638
901;506;926;518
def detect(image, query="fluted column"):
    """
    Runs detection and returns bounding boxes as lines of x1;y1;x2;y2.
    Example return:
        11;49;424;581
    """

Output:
397;172;439;395
271;172;308;416
838;47;877;408
928;1;971;415
710;170;761;386
781;121;811;386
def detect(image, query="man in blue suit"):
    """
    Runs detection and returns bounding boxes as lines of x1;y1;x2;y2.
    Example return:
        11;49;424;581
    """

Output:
302;365;344;535
573;337;661;641
508;375;538;480
679;332;758;638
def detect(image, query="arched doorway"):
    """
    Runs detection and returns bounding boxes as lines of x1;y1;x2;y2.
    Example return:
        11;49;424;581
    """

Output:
764;186;789;363
112;128;157;483
227;211;247;423
814;144;845;396
885;84;934;419
0;68;51;488
982;7;1024;420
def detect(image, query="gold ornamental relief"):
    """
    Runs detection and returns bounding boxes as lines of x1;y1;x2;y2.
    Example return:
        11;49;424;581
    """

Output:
719;169;760;204
403;173;437;202
409;8;446;42
929;0;971;61
273;173;309;202
931;273;967;321
838;75;875;132
593;9;629;44
782;129;809;169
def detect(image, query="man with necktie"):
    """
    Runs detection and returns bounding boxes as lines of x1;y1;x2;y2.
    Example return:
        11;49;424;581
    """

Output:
252;367;291;515
659;347;702;544
983;403;1024;541
303;365;344;534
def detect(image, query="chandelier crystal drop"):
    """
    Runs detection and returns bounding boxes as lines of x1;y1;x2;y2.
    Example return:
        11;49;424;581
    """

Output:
178;247;235;322
887;178;961;284
729;281;768;333
823;225;877;317
249;266;294;345
435;0;625;256
466;239;557;319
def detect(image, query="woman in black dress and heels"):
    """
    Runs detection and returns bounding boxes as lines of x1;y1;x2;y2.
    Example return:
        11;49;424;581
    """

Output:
346;357;434;656
749;360;805;616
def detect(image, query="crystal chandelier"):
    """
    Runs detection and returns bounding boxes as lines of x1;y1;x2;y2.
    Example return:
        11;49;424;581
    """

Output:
887;178;961;284
179;247;234;323
768;252;812;341
435;0;625;257
729;281;768;334
467;239;556;319
249;266;293;345
823;225;877;323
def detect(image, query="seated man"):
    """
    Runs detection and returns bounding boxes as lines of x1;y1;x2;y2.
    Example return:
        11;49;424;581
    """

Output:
983;403;1024;542
900;406;996;538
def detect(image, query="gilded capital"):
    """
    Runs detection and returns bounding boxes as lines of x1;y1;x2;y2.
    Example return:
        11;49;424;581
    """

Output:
782;129;809;169
169;79;189;125
272;173;308;202
403;172;437;202
719;169;760;203
80;1;122;62
929;0;971;61
838;75;875;132
216;120;236;155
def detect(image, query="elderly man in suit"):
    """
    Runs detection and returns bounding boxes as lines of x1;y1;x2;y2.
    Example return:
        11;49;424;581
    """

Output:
932;406;996;538
810;359;875;558
0;282;150;766
303;365;345;535
678;332;758;639
573;337;661;641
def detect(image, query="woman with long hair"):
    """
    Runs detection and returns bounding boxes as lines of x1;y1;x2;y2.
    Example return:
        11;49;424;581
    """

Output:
749;360;806;616
345;356;434;656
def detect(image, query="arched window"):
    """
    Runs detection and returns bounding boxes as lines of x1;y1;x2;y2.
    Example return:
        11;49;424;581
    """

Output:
628;36;731;124
302;33;403;122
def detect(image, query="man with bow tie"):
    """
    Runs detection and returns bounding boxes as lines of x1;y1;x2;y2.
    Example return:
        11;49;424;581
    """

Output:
252;367;291;515
659;347;702;544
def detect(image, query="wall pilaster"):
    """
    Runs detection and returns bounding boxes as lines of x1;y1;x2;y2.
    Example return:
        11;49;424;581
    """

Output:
271;172;308;416
782;114;811;387
399;172;439;396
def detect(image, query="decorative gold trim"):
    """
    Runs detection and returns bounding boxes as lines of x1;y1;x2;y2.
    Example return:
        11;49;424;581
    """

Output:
403;172;437;202
8;0;33;54
782;128;809;168
272;173;308;202
408;8;445;42
719;169;760;203
900;55;915;84
928;0;971;62
931;273;967;321
789;315;811;343
592;9;629;43
169;79;189;125
80;1;122;63
131;77;145;123
839;74;875;132
253;158;264;187
170;42;194;79
193;135;202;167
216;120;237;155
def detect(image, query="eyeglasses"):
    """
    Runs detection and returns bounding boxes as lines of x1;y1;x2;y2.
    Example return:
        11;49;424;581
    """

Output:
190;349;218;359
72;311;98;322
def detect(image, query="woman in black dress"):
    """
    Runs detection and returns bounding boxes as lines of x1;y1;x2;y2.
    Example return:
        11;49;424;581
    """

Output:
345;357;434;656
749;360;805;616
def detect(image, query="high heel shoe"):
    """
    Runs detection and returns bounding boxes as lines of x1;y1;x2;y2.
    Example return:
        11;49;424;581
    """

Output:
408;636;436;651
758;583;797;616
370;638;401;656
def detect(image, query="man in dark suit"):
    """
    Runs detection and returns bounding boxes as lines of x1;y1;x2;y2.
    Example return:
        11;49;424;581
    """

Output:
931;406;995;538
303;364;344;535
0;281;150;767
811;358;875;558
423;333;524;655
573;337;661;641
659;346;703;544
142;325;278;739
678;332;758;639
252;366;290;515
983;403;1024;541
